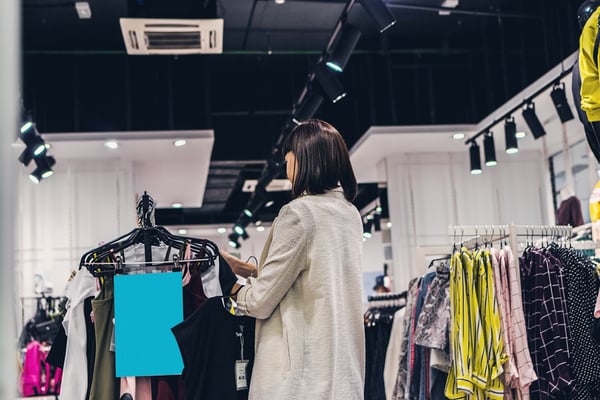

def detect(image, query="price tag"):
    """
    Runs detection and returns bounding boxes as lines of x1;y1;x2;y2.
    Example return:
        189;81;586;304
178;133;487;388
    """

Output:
235;359;249;391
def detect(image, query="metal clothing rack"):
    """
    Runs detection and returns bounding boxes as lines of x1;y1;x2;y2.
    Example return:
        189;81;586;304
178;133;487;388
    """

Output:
367;291;407;303
448;224;573;257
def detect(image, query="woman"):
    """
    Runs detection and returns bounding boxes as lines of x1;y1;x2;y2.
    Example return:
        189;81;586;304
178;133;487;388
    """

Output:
221;119;365;399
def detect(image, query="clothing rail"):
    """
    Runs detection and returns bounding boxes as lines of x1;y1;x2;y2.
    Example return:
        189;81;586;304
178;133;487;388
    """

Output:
448;224;573;265
80;258;215;267
367;291;407;302
82;254;216;277
448;224;572;239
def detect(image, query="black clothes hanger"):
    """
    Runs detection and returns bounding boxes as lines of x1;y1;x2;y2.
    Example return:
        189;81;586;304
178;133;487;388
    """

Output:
79;192;218;276
427;256;451;269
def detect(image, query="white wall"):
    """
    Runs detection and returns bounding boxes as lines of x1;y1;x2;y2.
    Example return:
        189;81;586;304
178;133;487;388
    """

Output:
385;150;548;290
15;159;136;327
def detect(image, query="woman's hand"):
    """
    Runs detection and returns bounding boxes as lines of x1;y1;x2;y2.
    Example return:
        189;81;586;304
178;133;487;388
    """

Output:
220;250;258;279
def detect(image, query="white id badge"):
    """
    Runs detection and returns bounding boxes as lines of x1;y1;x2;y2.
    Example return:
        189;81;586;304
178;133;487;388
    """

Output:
235;359;249;391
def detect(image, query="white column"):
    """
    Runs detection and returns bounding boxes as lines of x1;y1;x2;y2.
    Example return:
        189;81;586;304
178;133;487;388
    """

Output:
0;0;19;396
540;136;556;225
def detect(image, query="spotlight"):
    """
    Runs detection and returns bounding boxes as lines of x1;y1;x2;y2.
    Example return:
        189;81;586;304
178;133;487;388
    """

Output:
550;83;574;123
363;220;373;238
453;133;465;140
20;132;46;158
171;203;183;208
504;117;519;154
257;226;265;232
255;220;263;227
234;225;245;236
361;0;397;33
314;63;347;104
30;156;56;183
32;139;47;157
516;131;527;139
373;214;381;231
217;227;227;234
483;132;497;167
173;139;187;147
326;25;361;73
178;229;188;235
228;233;241;249
293;92;324;124
243;209;253;218
20;121;34;134
522;102;546;139
469;141;482;175
18;148;34;167
265;200;275;208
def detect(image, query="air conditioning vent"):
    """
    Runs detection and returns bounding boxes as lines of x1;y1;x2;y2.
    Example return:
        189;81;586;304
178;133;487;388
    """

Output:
120;18;223;55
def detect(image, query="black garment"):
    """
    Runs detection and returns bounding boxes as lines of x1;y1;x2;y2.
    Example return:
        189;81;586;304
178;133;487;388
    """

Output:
366;319;394;400
46;325;67;368
153;252;239;400
572;54;600;163
217;254;238;297
84;296;96;400
520;249;576;400
551;246;600;399
557;196;585;227
171;297;255;400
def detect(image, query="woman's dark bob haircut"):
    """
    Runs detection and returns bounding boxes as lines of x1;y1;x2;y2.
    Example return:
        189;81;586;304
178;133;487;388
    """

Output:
282;119;358;202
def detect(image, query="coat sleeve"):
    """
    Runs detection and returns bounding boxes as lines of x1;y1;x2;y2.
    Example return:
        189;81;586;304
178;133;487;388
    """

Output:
235;205;307;319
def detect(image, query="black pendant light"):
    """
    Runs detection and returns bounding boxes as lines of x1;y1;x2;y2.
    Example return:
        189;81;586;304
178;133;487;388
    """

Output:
469;141;482;175
483;132;497;167
504;117;519;154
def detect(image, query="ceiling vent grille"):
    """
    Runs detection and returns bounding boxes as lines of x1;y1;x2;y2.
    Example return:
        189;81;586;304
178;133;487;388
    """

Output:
119;18;223;55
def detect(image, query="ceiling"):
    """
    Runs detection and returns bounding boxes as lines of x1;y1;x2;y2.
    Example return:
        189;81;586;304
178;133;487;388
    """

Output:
20;0;583;224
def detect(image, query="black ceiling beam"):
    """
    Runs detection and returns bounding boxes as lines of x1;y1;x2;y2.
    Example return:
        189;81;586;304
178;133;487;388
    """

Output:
242;0;259;50
385;3;542;20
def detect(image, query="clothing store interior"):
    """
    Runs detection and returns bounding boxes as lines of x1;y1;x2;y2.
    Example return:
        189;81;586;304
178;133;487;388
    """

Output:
4;0;600;399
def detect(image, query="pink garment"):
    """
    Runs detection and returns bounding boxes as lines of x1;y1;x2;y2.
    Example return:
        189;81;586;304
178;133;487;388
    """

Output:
21;340;62;396
120;376;152;400
491;247;516;397
21;341;43;396
594;288;600;318
502;246;537;400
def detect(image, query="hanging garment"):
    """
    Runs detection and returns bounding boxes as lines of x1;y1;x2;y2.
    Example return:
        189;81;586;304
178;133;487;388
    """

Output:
89;276;118;400
490;247;515;397
114;272;184;377
445;249;505;400
46;324;67;369
413;267;450;352
551;246;600;399
383;307;405;400
154;252;238;400
366;308;395;400
557;196;585;227
392;277;421;400
520;248;576;400
171;297;255;400
119;376;152;400
408;271;436;400
60;268;99;400
501;246;537;400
